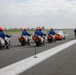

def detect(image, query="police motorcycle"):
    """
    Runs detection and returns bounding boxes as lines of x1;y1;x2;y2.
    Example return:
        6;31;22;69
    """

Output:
32;34;46;46
47;34;53;43
18;34;31;46
0;34;11;49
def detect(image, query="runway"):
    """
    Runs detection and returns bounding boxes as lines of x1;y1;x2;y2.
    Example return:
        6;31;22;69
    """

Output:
0;29;76;75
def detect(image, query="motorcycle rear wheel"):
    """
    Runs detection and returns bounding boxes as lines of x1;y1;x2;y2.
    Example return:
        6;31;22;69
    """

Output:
36;42;40;46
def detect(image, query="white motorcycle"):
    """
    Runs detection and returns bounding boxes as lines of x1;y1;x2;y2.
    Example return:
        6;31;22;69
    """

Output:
0;34;11;49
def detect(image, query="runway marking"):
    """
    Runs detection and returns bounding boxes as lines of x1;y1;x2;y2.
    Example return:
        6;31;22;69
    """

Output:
0;40;76;75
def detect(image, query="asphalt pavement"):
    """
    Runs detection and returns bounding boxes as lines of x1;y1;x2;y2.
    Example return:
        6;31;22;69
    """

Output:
21;43;76;75
0;29;76;75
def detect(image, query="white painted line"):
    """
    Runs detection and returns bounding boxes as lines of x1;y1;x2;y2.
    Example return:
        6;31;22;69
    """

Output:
0;40;76;75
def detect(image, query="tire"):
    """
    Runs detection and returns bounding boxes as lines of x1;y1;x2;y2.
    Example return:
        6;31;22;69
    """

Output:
28;42;30;45
36;42;39;46
48;38;52;43
49;39;52;43
48;39;50;43
6;46;10;49
21;42;24;46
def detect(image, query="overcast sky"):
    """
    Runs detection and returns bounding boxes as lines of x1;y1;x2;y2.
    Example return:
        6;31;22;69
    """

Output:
0;0;76;29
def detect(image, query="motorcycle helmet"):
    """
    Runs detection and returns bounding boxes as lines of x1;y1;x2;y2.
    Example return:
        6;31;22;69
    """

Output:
0;27;3;31
39;28;42;31
24;28;27;31
36;27;39;30
50;28;53;30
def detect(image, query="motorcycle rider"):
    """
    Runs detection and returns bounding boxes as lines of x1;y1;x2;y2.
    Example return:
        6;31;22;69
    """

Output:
48;28;56;42
39;27;46;36
38;27;46;44
0;27;6;39
21;28;31;42
34;27;39;36
0;27;11;47
74;28;76;38
0;27;6;45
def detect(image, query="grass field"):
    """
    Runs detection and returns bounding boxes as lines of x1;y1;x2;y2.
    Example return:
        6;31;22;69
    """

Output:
4;30;23;34
4;29;50;34
4;29;74;34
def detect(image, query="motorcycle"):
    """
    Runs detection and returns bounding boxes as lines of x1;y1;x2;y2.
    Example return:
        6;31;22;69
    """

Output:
32;35;45;46
0;34;11;49
47;34;53;43
47;34;56;43
18;36;30;46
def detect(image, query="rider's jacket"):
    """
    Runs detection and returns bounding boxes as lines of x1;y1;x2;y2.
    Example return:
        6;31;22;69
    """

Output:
0;31;6;39
39;31;45;37
21;30;30;36
34;30;39;36
34;30;45;37
49;30;56;35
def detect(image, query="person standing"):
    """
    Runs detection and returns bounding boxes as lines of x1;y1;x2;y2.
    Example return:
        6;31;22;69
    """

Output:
74;28;76;38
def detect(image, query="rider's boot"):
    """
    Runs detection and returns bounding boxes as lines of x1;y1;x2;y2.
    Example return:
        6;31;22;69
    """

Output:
43;39;45;45
27;39;30;45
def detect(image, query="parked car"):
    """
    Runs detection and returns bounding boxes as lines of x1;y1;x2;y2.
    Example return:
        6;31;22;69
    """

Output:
55;30;66;40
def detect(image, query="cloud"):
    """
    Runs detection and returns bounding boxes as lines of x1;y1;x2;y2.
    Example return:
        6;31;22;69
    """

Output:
0;0;76;16
0;0;76;29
